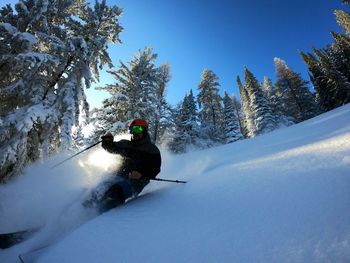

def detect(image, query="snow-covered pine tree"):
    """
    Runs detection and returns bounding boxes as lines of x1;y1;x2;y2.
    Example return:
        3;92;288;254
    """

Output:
274;58;318;122
223;91;243;143
168;100;187;153
152;64;176;148
299;51;326;110
300;5;350;112
92;47;163;142
197;69;225;144
56;0;123;149
312;48;350;111
261;77;274;103
231;93;246;137
335;1;350;33
329;33;350;105
185;89;200;146
0;0;122;182
169;90;200;153
153;63;172;144
330;32;350;79
300;2;350;112
237;76;254;137
328;1;350;106
157;104;177;148
71;125;85;151
244;66;277;136
261;76;294;127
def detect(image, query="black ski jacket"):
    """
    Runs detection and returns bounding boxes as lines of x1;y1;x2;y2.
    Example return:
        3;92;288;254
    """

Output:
102;134;161;193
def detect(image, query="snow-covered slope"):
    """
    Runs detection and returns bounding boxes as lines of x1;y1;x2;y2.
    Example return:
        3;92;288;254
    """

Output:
1;104;350;262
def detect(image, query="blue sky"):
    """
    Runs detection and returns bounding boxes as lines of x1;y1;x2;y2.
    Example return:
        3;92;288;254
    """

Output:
3;0;346;108
88;0;345;108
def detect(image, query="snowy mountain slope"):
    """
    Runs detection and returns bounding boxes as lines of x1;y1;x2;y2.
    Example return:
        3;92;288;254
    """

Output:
1;104;350;262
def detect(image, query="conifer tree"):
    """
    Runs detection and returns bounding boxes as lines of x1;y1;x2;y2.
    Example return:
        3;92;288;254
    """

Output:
301;46;350;112
261;77;275;103
197;69;225;144
91;47;166;142
300;51;326;109
300;1;350;112
274;58;318;122
231;93;245;137
315;48;350;110
223;91;243;143
262;76;294;126
168;100;188;153
237;75;254;137
185;89;200;145
0;0;122;182
153;63;172;144
244;67;277;136
72;125;85;151
335;2;350;33
169;90;200;153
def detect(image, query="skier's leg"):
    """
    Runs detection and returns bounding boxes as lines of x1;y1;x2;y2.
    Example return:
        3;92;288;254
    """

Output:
82;177;117;209
98;183;126;213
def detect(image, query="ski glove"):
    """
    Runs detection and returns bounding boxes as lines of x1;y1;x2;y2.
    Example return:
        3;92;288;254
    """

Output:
101;132;114;142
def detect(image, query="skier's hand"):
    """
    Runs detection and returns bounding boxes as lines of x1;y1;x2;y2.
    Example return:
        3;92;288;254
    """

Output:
101;132;113;142
129;170;142;180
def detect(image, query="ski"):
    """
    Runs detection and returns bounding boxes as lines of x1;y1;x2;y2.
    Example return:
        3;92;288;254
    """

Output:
19;244;50;263
0;228;40;249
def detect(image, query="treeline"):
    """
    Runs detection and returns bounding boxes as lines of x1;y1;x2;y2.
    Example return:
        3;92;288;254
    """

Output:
90;0;350;153
0;0;349;182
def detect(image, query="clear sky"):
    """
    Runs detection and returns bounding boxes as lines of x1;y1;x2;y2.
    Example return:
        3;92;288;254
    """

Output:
2;0;346;108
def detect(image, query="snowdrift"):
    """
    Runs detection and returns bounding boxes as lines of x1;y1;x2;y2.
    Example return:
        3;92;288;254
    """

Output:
1;105;350;262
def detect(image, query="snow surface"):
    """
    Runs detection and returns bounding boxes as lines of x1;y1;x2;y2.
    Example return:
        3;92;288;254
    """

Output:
1;105;350;262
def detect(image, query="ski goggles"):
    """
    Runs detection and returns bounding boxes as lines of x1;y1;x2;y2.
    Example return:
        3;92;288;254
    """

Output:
129;125;144;134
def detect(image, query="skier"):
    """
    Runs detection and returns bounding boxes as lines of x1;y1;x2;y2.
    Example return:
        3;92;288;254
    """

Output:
94;118;161;212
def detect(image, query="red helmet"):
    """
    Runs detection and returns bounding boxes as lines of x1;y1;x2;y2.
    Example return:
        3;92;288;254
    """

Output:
129;118;148;128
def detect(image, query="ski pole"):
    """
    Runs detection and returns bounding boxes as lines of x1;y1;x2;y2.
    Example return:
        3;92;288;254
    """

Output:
51;140;102;169
148;177;187;184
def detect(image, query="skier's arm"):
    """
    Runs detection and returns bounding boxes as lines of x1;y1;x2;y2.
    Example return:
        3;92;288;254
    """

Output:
102;139;136;158
101;132;161;179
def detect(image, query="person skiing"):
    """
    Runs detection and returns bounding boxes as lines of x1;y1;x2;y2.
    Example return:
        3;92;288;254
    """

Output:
94;118;161;212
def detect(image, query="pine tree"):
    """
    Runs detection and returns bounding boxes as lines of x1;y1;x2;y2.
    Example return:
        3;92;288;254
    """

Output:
0;0;122;182
237;75;255;137
300;51;326;110
72;125;85;151
231;93;246;137
335;4;350;33
223;91;243;143
197;69;225;144
168;100;187;153
169;90;200;153
300;1;350;112
185;89;200;145
153;63;171;144
301;46;350;112
244;67;277;136
158;105;177;148
91;47;165;142
274;58;318;122
331;32;350;79
314;48;350;110
262;76;294;127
